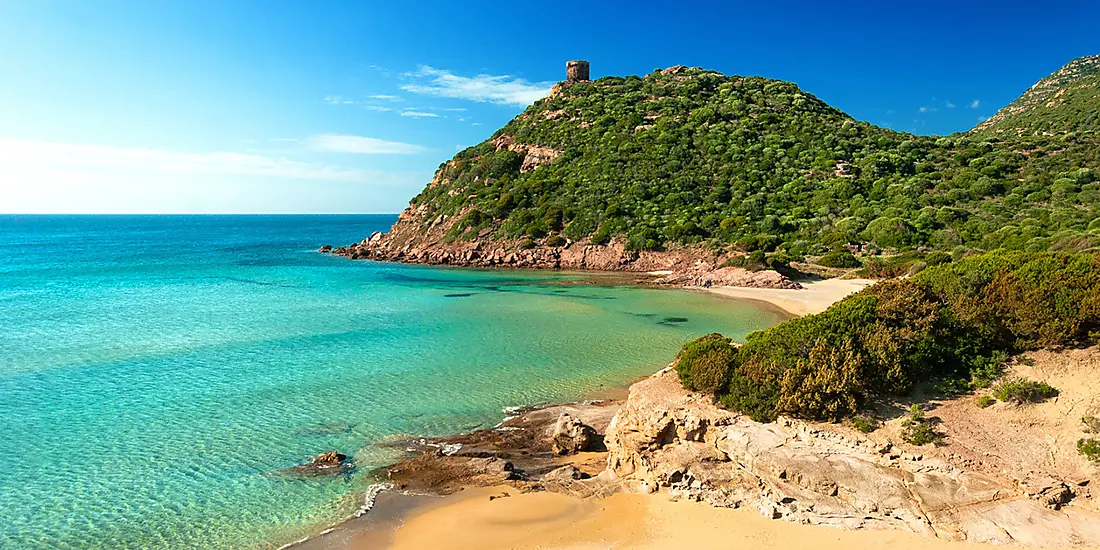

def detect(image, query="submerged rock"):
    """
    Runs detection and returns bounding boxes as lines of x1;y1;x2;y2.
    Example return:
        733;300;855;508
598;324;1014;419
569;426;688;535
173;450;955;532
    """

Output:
270;451;353;479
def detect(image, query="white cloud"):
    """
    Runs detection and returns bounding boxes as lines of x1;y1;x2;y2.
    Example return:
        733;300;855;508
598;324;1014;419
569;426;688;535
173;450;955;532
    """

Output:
439;107;468;112
307;134;427;155
919;106;938;113
361;105;394;112
970;99;981;109
400;110;438;118
0;138;373;182
401;65;553;106
946;100;956;109
369;94;402;101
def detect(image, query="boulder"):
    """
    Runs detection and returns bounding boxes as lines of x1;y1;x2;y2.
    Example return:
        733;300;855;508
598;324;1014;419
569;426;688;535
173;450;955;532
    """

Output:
269;451;352;478
551;413;596;455
543;465;585;483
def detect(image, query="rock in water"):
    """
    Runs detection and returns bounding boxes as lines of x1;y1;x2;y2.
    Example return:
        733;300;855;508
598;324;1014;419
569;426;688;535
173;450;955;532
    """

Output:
269;451;353;478
551;413;596;455
312;451;348;466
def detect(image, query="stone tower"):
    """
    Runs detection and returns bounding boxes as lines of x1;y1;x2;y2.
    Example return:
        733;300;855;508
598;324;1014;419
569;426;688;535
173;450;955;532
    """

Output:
566;60;590;83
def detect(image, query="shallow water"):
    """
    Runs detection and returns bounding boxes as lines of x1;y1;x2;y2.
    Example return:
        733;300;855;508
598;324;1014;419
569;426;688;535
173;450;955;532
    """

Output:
0;215;784;549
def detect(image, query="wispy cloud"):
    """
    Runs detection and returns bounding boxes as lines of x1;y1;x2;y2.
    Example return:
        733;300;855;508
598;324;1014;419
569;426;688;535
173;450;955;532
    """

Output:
307;134;428;155
946;100;956;109
369;94;402;101
919;106;938;113
400;110;439;118
970;99;981;109
401;65;553;106
0;138;374;182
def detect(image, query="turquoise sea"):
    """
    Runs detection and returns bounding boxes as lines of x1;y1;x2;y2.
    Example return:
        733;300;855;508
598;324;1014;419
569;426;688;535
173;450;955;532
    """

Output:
0;215;784;549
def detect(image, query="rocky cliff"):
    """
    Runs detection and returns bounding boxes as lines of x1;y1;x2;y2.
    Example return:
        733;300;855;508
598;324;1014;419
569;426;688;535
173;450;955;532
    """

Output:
333;224;801;289
596;368;1100;546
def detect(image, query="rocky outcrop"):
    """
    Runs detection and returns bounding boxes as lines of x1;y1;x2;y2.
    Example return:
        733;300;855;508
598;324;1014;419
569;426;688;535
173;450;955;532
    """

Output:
551;413;596;455
270;451;353;478
491;135;562;173
598;368;1100;546
330;220;801;290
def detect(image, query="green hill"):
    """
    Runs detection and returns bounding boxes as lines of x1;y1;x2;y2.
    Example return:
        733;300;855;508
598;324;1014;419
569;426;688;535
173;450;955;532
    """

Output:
972;54;1100;137
377;61;1100;261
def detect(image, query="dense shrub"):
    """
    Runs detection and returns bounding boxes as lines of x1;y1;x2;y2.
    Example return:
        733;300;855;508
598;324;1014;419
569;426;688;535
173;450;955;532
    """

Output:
677;250;1100;423
817;250;862;268
545;235;567;247
976;395;996;408
674;333;737;395
851;415;878;433
1083;415;1100;434
992;377;1058;404
915;251;1100;349
721;254;766;272
1079;438;1100;462
901;405;942;446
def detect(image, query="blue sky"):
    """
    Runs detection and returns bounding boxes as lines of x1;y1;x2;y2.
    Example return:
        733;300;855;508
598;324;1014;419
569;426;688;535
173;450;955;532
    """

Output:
1;0;1097;214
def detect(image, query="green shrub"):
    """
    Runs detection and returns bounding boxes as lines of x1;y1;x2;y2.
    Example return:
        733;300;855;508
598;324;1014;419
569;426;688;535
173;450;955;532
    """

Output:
1081;415;1100;434
817;250;862;268
721;255;766;272
901;405;942;446
991;377;1058;404
545;235;567;247
851;415;878;433
977;395;996;408
518;238;536;249
680;251;1100;423
969;351;1007;389
1078;438;1100;462
915;251;1100;350
715;279;966;421
674;334;737;395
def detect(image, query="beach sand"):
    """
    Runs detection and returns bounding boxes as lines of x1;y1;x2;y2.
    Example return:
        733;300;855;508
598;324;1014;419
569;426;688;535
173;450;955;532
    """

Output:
383;485;992;550
705;277;874;316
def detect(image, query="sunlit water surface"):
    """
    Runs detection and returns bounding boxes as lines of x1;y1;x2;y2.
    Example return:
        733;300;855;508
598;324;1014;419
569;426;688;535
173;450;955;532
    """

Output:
0;215;784;549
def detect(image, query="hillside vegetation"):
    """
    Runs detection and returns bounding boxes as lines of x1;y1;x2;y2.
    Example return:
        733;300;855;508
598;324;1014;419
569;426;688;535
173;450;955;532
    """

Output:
407;56;1100;258
674;250;1100;422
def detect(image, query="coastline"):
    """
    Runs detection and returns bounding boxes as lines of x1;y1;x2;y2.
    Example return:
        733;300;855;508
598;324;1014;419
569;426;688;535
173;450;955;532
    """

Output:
381;485;991;550
702;276;874;317
288;276;871;550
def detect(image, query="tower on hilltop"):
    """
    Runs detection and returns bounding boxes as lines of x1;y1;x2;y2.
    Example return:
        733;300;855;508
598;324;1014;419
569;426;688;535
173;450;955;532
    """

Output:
566;60;590;83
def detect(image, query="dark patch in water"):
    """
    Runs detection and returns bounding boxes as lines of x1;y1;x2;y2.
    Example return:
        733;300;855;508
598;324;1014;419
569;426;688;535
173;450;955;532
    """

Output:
297;422;356;436
631;313;656;318
208;276;296;289
444;293;474;298
663;317;690;323
552;289;569;293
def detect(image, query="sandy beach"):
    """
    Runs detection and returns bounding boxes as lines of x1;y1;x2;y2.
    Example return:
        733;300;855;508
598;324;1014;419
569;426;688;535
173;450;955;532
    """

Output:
381;485;994;550
705;277;874;316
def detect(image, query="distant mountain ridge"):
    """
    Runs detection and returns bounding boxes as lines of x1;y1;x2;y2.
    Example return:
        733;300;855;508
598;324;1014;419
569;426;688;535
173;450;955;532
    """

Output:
341;57;1100;270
